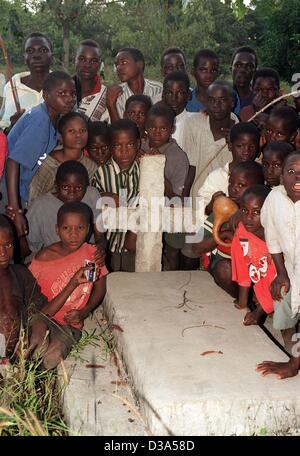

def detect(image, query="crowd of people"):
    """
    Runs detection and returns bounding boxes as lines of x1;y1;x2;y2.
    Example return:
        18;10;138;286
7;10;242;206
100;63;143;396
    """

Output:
0;32;300;379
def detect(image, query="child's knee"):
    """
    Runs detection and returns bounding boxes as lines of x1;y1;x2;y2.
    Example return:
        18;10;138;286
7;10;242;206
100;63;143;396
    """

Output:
213;259;232;284
42;339;67;370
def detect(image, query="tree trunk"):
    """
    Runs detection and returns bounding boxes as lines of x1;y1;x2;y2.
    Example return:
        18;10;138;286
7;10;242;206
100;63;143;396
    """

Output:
63;20;70;70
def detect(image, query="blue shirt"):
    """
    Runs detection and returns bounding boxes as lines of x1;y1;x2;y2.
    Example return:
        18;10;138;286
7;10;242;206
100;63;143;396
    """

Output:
233;88;253;117
186;88;205;112
8;102;58;202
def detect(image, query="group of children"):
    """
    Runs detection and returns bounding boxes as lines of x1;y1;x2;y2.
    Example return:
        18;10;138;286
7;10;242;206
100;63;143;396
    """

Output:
0;32;300;380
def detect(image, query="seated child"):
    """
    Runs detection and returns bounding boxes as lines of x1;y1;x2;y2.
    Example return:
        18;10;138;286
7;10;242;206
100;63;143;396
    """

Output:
193;161;264;298
24;161;102;254
6;71;76;237
262;141;294;187
257;152;300;379
231;184;276;325
29;112;97;205
162;71;193;150
92;119;140;272
160;47;187;77
28;202;108;369
0;129;8;179
240;68;280;121
86;121;111;167
263;106;299;145
199;122;260;215
124;94;152;142
186;49;219;113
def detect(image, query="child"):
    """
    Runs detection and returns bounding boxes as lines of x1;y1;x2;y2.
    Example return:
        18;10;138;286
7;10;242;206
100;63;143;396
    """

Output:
231;184;276;325
193;161;264;298
6;71;76;237
240;68;280;121
24;161;102;254
199;122;260;215
162;71;193;149
257;152;300;379
106;48;162;122
262;141;294;188
28;202;108;369
86;121;111;167
263;106;299;145
160;47;187;77
29;112;97;205
230;46;257;116
186;49;219;113
92;119;140;272
124;94;152;141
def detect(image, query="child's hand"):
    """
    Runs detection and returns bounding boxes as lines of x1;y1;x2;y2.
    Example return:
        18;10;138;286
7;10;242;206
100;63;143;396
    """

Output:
270;273;290;301
106;84;123;107
206;191;226;215
7;207;28;236
253;92;268;111
70;267;89;287
123;231;137;253
219;229;233;242
63;309;82;325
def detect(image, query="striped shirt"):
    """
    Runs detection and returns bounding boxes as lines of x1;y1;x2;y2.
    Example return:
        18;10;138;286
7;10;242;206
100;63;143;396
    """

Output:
116;79;162;118
92;158;140;253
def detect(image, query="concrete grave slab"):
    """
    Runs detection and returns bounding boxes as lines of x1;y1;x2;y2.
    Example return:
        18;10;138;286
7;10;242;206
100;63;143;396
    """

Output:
104;271;300;436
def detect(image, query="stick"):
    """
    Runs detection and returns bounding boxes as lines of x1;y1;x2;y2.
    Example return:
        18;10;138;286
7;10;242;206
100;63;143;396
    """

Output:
0;36;21;113
248;90;300;122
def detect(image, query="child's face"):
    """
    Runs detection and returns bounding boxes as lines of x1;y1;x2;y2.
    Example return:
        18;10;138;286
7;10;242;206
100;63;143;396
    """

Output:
253;77;279;106
228;170;255;205
44;80;76;115
75;45;100;81
111;130;139;170
24;36;52;73
56;213;89;252
0;229;13;270
231;52;256;89
161;53;186;77
262;149;284;187
115;51;142;82
230;133;258;163
240;194;263;236
61;117;88;151
56;174;87;203
124;101;147;132
87;135;111;166
264;116;293;143
146;115;174;148
282;155;300;203
207;86;233;121
162;80;189;115
193;57;219;89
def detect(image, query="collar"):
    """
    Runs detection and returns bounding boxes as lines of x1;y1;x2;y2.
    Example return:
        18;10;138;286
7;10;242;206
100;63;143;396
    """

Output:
90;74;102;95
110;158;137;175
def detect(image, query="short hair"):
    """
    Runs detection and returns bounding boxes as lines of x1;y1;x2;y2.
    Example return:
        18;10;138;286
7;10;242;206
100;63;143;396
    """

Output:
43;71;73;92
57;201;92;226
231;161;264;184
283;151;300;170
160;47;187;67
117;47;145;69
23;32;53;52
208;80;234;98
110;119;140;140
55;160;89;187
163;71;190;92
125;94;152;112
193;49;219;69
0;215;13;238
146;102;175;126
58;112;88;135
87;121;110;144
231;46;258;67
78;39;101;52
262;140;295;161
241;184;271;205
253;68;280;88
269;106;299;135
229;122;260;148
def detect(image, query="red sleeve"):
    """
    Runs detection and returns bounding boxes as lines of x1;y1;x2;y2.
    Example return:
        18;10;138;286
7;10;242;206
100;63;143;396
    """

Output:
0;131;8;179
231;232;251;287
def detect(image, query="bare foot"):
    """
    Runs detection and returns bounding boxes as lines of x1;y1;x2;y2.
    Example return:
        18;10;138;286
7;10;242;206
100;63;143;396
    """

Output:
256;360;298;379
243;307;266;326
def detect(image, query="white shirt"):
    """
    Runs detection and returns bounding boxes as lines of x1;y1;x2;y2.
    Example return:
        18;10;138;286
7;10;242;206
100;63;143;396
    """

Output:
198;162;229;208
261;185;300;316
172;109;194;150
0;72;44;129
116;78;162;118
181;112;239;200
77;85;110;123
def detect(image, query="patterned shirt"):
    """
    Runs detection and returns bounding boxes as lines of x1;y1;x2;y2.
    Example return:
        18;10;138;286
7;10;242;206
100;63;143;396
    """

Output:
92;158;140;253
116;79;162;118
